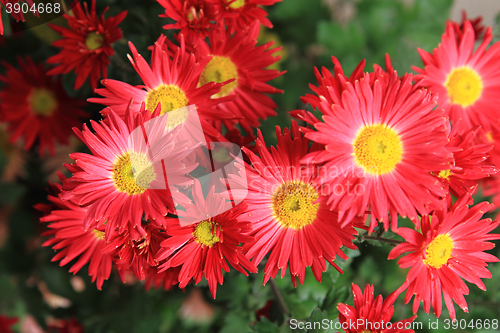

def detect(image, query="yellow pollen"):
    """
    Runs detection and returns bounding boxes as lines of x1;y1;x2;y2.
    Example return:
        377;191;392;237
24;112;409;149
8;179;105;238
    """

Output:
199;56;238;98
444;66;483;107
145;85;189;116
194;220;220;247
112;152;155;195
486;132;493;142
272;181;319;230
423;234;454;269
92;229;105;240
28;88;57;116
85;32;104;51
437;169;451;180
353;124;403;175
228;0;245;9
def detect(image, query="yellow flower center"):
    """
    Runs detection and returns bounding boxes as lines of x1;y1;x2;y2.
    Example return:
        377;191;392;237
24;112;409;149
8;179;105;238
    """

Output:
92;229;105;240
212;146;233;163
112;152;155;195
272;181;319;230
444;66;483;107
194;220;220;247
28;88;57;116
145;85;189;116
199;56;238;98
437;169;451;180
423;234;454;269
85;32;104;51
228;0;245;9
353;124;403;175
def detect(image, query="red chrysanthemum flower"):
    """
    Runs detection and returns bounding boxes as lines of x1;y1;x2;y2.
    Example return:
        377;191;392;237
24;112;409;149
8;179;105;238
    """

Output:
337;284;416;333
89;35;234;143
293;57;366;120
224;129;256;156
40;178;114;290
218;0;281;34
228;121;363;286
433;125;497;207
0;315;18;333
388;195;500;319
103;221;169;281
482;132;500;219
156;181;257;298
291;54;395;126
300;70;452;232
0;57;87;156
482;174;500;221
460;11;485;41
47;0;127;91
0;0;35;35
61;106;195;239
157;0;220;39
46;318;84;333
185;23;284;134
145;266;181;291
414;21;500;140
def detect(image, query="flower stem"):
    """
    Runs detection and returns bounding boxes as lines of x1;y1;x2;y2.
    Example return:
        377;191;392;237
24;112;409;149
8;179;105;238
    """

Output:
360;234;402;246
269;279;291;317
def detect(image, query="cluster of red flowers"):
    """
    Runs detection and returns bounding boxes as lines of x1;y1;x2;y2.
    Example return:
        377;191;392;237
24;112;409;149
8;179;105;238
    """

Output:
30;0;285;300
1;0;500;329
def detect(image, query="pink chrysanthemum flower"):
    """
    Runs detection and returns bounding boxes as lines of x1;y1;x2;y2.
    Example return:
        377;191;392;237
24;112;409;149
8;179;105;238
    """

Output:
301;70;452;231
228;121;363;286
157;0;220;39
218;0;281;34
0;57;87;156
389;195;500;319
414;21;500;139
47;0;127;91
181;23;284;134
89;35;233;143
156;181;257;299
433;125;497;207
338;284;417;333
62;106;195;239
40;178;114;290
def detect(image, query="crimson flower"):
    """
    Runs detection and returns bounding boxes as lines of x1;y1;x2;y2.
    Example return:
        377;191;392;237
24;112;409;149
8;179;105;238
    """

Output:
338;284;417;333
47;0;127;91
389;195;500;319
0;57;87;156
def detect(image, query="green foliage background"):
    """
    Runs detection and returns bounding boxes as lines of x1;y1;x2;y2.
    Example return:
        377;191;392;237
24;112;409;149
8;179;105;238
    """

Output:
1;0;500;332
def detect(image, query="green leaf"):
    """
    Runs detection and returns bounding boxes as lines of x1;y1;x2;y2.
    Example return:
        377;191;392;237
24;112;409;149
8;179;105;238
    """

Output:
320;287;349;313
305;308;336;333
